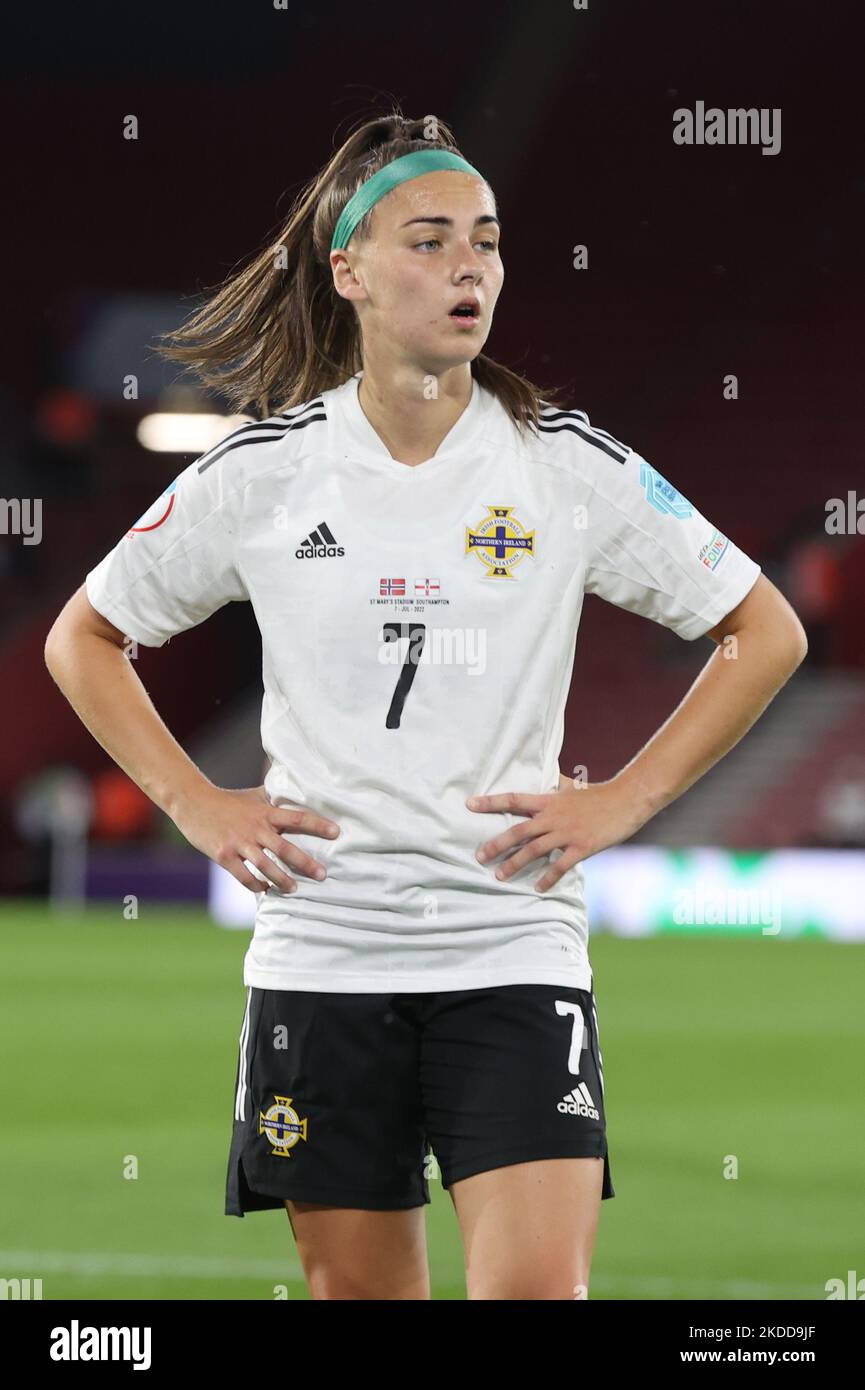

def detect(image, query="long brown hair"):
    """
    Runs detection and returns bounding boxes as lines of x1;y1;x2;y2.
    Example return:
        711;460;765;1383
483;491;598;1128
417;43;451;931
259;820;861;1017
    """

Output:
154;109;566;432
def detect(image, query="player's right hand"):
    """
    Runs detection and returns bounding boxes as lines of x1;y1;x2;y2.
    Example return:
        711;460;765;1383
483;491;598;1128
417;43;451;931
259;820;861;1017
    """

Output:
172;783;340;894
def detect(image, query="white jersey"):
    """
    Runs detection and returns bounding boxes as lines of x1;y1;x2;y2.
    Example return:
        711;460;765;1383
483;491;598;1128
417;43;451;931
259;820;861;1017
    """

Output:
86;371;761;993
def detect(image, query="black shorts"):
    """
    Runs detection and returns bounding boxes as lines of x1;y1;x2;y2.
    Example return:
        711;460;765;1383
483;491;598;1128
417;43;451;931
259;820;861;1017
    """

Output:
225;981;613;1215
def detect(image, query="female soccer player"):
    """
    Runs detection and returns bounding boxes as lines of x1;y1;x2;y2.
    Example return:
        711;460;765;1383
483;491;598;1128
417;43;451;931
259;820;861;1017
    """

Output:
45;112;807;1300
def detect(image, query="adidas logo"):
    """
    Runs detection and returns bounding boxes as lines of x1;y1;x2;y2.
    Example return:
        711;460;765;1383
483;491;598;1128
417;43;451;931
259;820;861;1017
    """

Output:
296;521;345;559
557;1082;599;1120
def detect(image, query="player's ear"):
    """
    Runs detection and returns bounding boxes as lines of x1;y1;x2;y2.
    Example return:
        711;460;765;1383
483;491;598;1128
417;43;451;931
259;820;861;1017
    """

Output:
330;249;362;304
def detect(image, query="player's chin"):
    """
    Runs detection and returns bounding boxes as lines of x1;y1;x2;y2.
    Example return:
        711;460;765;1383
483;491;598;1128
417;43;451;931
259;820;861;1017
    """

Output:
429;328;488;367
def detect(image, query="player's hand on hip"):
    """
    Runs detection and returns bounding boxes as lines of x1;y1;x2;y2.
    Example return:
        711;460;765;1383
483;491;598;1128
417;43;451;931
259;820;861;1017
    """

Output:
171;783;340;895
466;775;647;893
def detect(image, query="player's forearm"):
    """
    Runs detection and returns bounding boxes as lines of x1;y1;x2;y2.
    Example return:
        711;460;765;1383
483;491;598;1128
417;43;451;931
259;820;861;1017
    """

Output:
613;617;808;821
44;628;213;819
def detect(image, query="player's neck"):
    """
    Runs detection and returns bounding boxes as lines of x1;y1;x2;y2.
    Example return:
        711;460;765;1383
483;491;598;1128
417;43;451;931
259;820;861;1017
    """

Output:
356;365;473;467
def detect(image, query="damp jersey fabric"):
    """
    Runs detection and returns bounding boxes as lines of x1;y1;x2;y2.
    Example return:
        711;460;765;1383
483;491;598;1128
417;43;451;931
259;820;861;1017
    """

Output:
86;371;761;992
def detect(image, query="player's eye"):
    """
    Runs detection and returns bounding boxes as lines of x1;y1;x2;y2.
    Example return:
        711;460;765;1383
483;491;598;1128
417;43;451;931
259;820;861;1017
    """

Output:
413;237;500;252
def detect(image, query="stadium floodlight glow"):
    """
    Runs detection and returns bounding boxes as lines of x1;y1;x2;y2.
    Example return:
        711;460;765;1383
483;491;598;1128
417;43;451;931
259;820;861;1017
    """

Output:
136;412;252;454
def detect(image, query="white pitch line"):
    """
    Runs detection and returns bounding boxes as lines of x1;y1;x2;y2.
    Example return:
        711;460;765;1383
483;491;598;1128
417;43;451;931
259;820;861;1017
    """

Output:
0;1251;822;1298
589;1272;822;1299
0;1250;305;1281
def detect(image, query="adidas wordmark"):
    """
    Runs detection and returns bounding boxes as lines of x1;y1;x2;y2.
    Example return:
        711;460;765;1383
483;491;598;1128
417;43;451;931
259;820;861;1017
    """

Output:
558;1083;600;1120
295;520;345;559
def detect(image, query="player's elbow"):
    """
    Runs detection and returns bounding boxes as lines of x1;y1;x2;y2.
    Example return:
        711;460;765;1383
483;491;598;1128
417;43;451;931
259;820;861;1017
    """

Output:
766;604;809;674
733;575;809;670
44;613;67;675
44;601;81;674
773;590;809;669
788;618;809;668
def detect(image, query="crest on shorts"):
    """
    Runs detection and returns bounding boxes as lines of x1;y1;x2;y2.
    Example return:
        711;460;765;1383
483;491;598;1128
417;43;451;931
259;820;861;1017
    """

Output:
259;1095;309;1158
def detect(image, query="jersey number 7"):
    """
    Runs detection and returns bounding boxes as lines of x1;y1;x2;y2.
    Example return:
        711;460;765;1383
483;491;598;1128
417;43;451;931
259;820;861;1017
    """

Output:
383;622;426;729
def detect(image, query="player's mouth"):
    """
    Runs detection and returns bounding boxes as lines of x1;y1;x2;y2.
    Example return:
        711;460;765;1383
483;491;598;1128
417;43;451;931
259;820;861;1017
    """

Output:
448;297;481;326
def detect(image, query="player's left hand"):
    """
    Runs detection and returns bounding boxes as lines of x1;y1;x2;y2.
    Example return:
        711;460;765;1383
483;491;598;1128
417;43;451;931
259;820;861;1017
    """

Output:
466;771;650;892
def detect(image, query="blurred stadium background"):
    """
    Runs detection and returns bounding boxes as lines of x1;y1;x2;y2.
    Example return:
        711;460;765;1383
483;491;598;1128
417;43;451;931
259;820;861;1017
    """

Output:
1;1;862;1299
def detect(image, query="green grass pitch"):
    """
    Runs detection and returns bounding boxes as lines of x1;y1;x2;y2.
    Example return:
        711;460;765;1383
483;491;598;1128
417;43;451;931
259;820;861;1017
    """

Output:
1;901;861;1300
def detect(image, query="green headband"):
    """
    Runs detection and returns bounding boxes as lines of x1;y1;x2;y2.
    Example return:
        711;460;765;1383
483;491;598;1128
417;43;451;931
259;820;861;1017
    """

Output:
330;148;483;253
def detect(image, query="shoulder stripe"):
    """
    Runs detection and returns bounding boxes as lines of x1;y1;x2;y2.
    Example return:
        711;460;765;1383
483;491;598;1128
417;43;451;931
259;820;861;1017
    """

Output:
538;405;630;455
536;409;629;465
197;398;326;473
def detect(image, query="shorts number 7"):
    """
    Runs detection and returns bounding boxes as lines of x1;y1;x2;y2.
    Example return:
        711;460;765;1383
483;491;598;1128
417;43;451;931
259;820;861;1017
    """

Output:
383;622;426;729
555;1000;588;1076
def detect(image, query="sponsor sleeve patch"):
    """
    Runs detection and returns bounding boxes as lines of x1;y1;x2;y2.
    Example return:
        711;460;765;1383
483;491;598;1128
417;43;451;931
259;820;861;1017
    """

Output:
697;527;730;570
638;460;694;519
